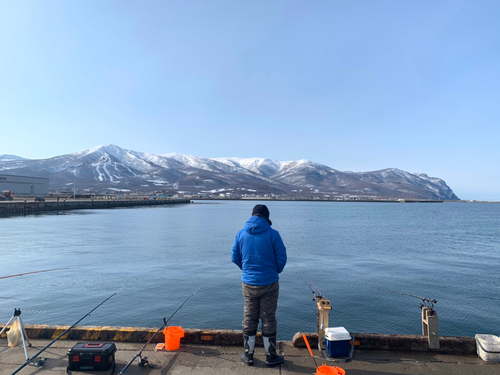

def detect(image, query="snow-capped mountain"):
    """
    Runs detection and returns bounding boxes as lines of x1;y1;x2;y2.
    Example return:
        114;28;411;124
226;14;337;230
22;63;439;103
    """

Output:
0;145;459;200
0;154;26;162
213;157;287;177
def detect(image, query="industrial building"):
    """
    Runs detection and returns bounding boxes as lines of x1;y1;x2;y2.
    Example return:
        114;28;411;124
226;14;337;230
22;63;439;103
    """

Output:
0;174;49;196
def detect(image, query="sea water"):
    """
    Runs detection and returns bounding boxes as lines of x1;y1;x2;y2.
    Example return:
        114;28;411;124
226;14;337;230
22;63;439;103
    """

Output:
1;200;499;340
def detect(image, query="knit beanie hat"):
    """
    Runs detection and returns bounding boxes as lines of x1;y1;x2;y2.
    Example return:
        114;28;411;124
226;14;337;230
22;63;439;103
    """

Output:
252;204;270;218
252;204;272;225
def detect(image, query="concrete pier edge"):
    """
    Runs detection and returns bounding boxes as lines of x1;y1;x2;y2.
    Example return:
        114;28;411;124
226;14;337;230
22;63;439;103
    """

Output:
0;324;477;355
0;198;190;216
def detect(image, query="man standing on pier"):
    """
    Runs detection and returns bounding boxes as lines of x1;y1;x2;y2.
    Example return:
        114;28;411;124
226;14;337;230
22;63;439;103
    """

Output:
231;204;287;367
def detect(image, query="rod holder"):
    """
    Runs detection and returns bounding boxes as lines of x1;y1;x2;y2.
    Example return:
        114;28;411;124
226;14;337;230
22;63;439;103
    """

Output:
315;295;332;348
422;307;439;349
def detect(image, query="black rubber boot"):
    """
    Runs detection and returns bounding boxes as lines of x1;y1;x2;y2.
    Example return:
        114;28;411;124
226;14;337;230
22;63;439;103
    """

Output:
241;335;255;366
263;336;284;367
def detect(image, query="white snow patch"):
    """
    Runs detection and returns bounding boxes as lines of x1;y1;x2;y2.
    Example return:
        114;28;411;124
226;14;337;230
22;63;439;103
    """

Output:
94;165;104;181
102;162;113;182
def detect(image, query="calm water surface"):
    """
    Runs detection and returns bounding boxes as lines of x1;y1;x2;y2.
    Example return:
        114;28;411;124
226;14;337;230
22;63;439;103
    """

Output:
1;201;499;340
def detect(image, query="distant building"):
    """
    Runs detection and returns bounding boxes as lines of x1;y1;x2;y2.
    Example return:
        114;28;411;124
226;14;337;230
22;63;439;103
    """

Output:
0;174;49;196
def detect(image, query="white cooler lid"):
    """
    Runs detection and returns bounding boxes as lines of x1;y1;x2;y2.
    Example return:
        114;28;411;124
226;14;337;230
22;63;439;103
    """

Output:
475;334;500;352
325;327;351;341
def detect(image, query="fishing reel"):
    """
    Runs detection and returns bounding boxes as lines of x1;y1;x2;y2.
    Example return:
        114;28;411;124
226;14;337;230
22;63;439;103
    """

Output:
33;357;46;367
138;356;153;368
419;297;437;310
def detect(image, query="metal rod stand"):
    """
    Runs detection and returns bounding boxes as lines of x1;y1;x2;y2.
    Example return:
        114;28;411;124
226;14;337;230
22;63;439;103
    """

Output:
0;309;31;360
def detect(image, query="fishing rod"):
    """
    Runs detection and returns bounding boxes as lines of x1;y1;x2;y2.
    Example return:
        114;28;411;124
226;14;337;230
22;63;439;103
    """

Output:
11;292;117;375
1;268;68;302
301;276;333;347
382;289;437;309
303;276;325;299
0;268;68;280
0;297;24;301
118;288;199;374
302;276;331;309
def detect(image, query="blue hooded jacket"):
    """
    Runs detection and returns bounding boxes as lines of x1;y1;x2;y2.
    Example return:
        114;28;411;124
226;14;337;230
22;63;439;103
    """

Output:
231;216;287;286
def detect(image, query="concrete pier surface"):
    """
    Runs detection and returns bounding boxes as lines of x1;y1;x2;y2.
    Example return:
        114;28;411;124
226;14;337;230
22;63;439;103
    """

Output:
1;325;498;374
1;338;499;375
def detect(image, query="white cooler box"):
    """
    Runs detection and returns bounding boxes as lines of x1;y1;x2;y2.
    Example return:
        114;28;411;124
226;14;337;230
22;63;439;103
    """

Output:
324;327;352;358
475;334;500;362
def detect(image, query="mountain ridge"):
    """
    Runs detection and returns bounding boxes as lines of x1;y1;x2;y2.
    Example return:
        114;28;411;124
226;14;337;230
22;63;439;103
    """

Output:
0;144;459;200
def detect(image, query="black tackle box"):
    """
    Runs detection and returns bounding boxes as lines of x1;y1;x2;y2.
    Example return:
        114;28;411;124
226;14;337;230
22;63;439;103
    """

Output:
67;342;116;371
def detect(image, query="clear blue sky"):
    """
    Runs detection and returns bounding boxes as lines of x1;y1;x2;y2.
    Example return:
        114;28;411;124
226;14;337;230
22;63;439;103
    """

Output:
1;1;499;200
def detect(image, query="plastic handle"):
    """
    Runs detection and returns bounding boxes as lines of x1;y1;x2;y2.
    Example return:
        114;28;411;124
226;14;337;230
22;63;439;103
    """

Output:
84;343;104;348
302;335;315;358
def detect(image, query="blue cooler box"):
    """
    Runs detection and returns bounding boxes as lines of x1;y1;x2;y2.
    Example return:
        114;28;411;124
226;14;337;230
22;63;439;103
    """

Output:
324;327;351;357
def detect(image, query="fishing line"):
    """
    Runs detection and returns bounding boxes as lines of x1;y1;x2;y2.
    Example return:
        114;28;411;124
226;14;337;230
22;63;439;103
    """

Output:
114;284;130;295
108;276;144;296
469;296;500;301
117;288;199;374
0;307;46;314
11;292;117;375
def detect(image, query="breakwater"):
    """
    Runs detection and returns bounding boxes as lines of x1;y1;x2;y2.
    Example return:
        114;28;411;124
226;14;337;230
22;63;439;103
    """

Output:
0;198;190;217
0;324;477;354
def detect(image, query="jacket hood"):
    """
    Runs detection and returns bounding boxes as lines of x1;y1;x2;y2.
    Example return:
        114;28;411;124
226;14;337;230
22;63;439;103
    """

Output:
245;216;271;235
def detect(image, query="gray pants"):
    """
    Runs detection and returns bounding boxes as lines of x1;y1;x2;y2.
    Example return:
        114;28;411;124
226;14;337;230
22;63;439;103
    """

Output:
242;281;279;337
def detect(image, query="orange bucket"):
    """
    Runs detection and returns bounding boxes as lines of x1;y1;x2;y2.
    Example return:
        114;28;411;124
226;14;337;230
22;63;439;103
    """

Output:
163;326;185;351
316;364;346;375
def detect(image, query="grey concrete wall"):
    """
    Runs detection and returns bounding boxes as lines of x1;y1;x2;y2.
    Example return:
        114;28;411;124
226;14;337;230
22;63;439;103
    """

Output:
0;174;49;196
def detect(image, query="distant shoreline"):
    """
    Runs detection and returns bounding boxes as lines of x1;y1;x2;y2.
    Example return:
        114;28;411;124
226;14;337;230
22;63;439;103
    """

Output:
194;197;445;203
193;197;500;203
